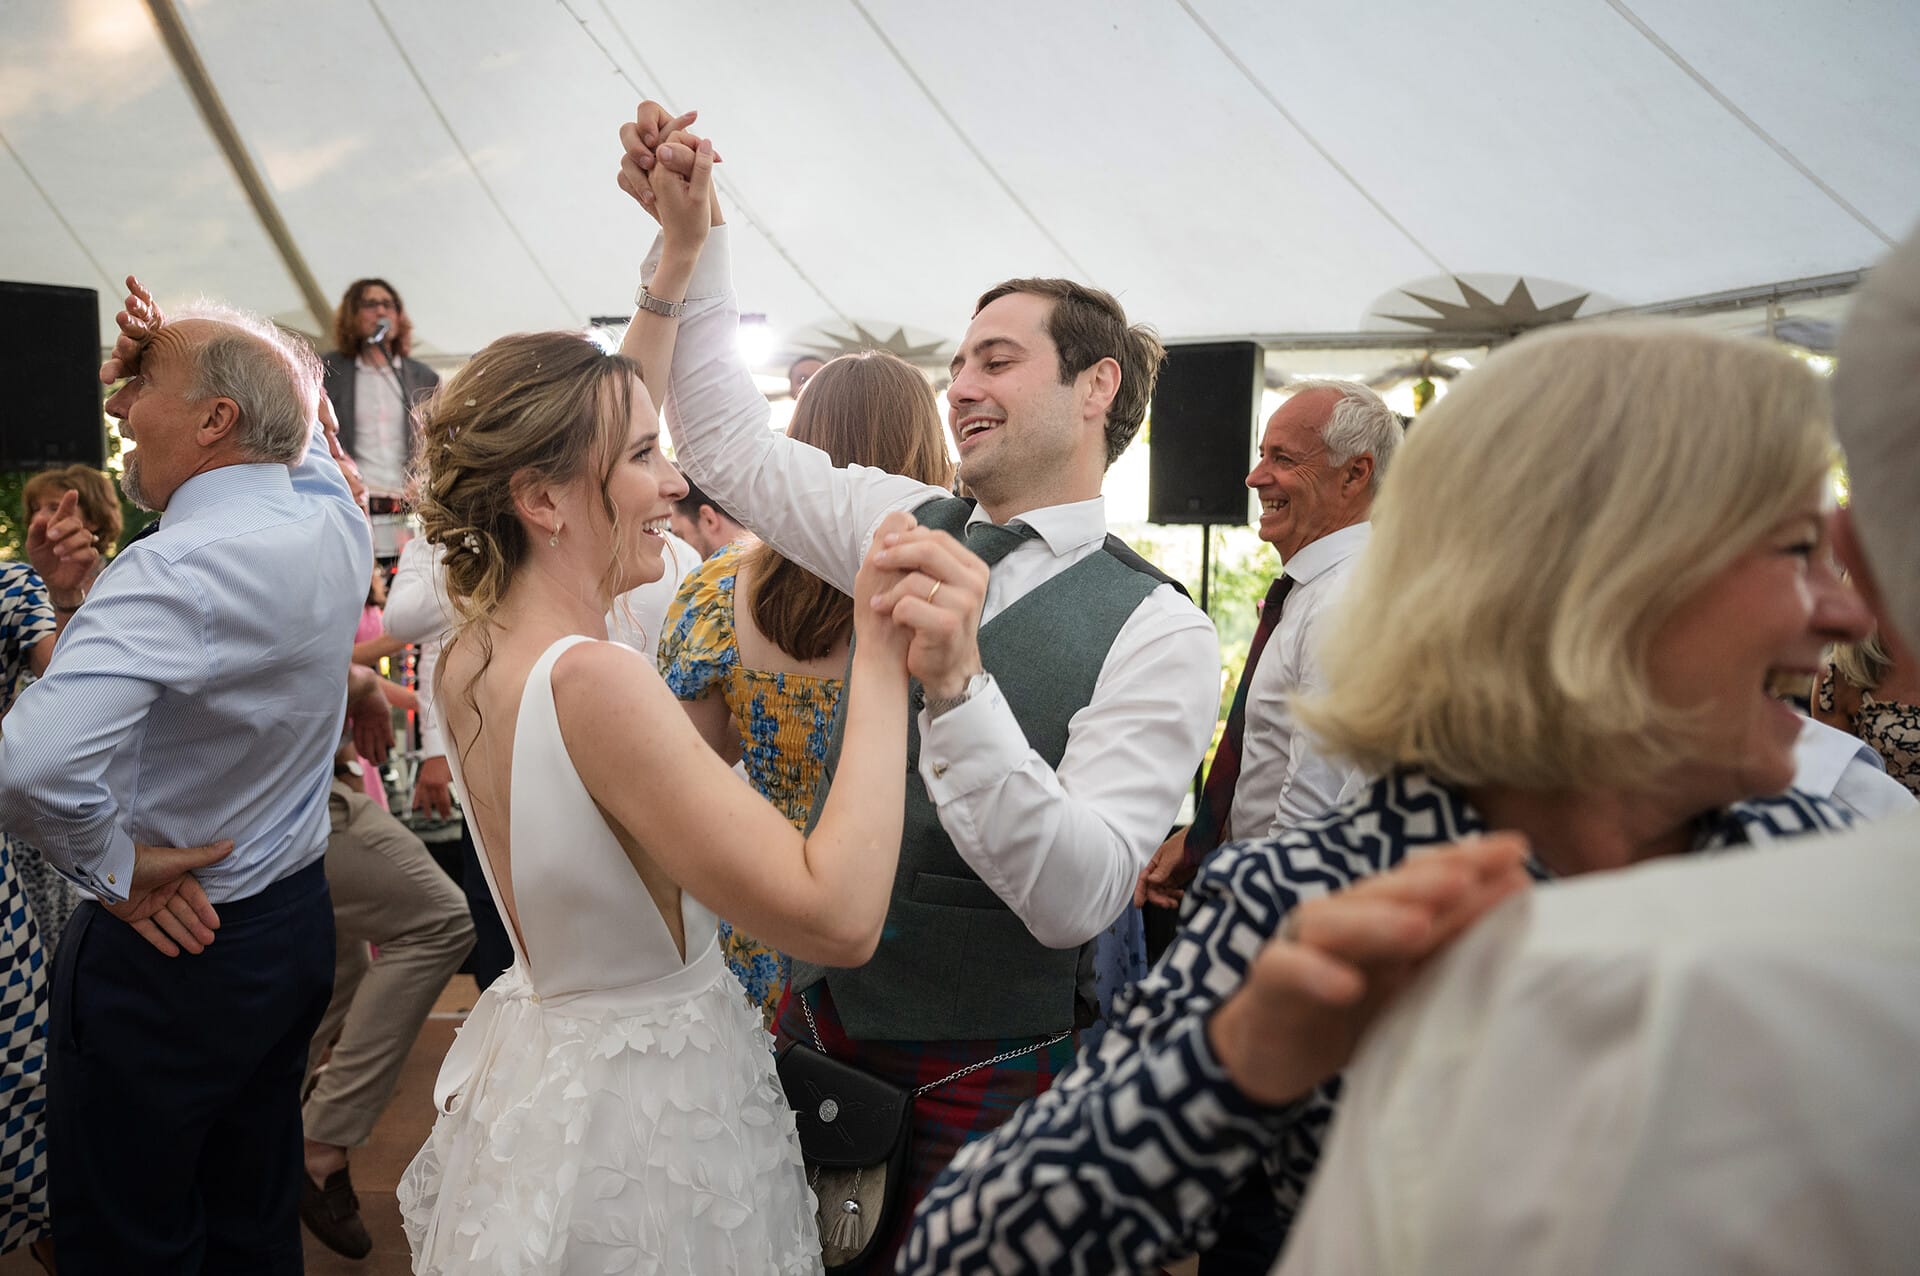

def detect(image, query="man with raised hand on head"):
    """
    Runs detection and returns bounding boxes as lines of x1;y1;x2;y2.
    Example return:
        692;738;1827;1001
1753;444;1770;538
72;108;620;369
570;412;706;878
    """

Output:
622;104;1219;1271
1274;223;1920;1276
0;278;371;1274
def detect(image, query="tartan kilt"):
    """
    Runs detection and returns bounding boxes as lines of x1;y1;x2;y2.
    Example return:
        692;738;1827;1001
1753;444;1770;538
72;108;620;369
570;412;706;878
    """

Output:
774;981;1076;1274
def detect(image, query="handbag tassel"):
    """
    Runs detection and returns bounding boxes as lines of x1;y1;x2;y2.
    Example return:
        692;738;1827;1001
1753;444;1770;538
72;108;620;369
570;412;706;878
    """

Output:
826;1196;863;1251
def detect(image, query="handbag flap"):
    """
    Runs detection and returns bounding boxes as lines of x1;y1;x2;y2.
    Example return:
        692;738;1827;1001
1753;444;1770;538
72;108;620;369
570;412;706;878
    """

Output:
776;1042;912;1169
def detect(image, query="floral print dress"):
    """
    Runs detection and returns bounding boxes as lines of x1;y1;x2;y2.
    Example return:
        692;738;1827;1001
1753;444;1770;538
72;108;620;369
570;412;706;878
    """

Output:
659;544;844;1026
1818;660;1920;796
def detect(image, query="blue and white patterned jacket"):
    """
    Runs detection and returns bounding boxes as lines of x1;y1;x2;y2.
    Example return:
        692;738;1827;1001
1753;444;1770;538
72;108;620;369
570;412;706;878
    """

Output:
901;769;1849;1275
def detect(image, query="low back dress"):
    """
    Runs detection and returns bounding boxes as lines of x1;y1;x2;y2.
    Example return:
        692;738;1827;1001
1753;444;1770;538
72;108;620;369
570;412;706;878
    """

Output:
398;635;821;1274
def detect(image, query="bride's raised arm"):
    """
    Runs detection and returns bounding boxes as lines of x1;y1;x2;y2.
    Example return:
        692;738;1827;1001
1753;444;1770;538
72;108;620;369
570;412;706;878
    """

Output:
616;105;719;418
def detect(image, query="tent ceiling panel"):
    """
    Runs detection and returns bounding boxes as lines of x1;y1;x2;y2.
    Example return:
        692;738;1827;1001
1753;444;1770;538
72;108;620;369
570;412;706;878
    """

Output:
832;0;1445;340
578;2;1091;337
1628;0;1920;240
1;0;307;341
1195;0;1891;314
1;0;1914;363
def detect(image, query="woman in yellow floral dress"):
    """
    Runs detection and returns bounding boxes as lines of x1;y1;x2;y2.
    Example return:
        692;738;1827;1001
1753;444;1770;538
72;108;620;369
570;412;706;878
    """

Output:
660;351;954;1023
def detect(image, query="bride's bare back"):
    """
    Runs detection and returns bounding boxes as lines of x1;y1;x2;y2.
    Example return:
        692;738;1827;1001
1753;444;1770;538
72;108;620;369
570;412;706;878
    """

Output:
440;621;688;962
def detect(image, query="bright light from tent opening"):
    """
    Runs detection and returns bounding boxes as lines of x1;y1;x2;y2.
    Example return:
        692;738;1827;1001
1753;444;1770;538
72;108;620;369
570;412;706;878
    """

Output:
738;314;774;367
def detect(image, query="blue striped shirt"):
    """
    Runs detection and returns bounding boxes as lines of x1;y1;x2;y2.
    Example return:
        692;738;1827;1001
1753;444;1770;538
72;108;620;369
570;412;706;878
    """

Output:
0;426;371;903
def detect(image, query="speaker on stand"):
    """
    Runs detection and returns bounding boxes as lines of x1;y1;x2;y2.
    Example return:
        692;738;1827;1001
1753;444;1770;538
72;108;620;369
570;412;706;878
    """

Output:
1143;340;1263;961
0;282;105;470
1147;339;1262;611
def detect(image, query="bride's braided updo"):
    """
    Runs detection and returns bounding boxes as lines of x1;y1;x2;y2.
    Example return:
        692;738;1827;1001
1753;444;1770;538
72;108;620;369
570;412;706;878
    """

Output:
414;330;643;634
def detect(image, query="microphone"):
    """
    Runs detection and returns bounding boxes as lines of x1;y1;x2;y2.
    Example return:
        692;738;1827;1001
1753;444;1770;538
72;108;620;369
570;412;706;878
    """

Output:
369;317;391;346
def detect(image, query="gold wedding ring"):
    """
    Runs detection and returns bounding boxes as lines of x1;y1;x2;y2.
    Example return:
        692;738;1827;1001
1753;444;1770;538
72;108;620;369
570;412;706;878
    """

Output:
925;581;943;605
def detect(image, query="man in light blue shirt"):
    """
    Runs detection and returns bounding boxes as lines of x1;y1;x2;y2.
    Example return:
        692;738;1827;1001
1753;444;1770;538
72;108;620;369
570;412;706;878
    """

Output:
0;281;371;1274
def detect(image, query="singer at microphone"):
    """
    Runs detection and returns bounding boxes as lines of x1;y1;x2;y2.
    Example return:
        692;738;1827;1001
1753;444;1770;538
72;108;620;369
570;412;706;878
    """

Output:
320;279;441;542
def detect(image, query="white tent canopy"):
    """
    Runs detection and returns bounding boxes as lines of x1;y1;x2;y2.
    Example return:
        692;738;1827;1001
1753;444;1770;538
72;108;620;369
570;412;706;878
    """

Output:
3;0;1916;366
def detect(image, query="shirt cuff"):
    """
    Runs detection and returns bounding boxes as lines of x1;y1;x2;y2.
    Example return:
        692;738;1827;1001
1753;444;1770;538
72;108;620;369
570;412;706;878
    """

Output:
916;675;1026;802
53;828;138;904
640;224;732;302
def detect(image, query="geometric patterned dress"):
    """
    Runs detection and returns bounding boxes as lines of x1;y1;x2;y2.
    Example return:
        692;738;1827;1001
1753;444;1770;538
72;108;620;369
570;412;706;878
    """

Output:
903;770;1853;1275
0;562;53;1251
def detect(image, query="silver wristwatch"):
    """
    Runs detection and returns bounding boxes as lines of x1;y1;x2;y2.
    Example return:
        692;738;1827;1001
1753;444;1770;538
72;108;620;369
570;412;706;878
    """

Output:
633;286;685;318
925;672;991;719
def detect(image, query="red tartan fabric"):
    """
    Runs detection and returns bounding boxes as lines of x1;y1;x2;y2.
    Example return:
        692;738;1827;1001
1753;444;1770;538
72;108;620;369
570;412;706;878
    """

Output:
774;981;1077;1274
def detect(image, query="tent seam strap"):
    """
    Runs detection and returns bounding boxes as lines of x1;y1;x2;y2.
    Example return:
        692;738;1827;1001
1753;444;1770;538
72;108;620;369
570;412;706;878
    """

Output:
367;0;578;320
1605;0;1893;248
1175;0;1449;276
0;129;120;297
847;0;1097;284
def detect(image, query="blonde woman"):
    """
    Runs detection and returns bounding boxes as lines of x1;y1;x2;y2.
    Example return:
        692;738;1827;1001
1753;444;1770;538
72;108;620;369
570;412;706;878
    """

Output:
904;320;1872;1275
396;126;975;1274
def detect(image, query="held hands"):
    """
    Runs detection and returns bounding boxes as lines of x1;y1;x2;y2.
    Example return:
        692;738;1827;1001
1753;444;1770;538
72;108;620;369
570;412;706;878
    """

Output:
867;522;992;701
109;838;234;956
98;275;164;385
1207;834;1531;1107
27;488;105;603
851;511;917;665
616;101;722;230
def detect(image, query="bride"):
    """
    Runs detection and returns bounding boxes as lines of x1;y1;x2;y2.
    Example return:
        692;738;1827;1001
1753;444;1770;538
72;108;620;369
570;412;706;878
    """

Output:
398;121;934;1273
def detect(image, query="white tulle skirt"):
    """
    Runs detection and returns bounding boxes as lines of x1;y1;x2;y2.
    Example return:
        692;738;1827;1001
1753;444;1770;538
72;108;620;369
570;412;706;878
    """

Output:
398;950;822;1274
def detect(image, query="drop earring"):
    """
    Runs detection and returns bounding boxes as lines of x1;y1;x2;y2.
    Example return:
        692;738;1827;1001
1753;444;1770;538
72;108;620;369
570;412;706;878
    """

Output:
549;522;561;549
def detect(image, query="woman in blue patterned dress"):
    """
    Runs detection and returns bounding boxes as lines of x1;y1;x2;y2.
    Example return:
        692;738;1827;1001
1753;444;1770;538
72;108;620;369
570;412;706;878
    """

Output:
0;558;64;1263
660;350;954;1025
903;321;1875;1275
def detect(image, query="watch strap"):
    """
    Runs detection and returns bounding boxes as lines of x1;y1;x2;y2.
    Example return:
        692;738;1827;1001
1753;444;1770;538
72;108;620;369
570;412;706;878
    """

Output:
634;286;686;319
925;672;990;719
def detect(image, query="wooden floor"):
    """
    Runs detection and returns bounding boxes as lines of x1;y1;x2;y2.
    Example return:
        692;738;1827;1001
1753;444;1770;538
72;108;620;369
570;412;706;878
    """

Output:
1;975;1201;1275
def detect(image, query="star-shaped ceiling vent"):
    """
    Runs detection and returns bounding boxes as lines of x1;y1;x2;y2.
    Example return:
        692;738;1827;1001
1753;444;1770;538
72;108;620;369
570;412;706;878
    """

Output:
1379;277;1590;335
793;321;948;363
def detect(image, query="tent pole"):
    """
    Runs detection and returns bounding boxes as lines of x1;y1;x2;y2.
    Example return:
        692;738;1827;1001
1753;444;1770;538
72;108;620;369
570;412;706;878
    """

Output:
144;0;333;336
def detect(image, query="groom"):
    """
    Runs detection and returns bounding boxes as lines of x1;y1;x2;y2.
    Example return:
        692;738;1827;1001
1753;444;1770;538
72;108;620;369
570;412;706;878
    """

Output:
624;104;1220;1270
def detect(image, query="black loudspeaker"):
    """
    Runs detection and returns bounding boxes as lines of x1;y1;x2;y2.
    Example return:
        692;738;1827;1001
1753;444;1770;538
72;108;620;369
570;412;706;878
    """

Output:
0;282;105;470
1147;341;1261;525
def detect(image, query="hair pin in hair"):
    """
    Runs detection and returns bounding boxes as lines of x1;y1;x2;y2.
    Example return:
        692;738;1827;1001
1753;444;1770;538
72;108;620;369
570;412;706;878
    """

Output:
464;398;477;407
462;532;481;554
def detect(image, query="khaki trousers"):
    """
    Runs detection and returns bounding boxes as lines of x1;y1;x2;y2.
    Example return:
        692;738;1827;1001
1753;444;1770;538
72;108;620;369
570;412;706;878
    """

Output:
303;780;474;1149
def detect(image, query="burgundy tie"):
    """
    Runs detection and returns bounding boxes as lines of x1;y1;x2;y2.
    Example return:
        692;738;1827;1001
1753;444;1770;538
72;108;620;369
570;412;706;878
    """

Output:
1183;574;1292;867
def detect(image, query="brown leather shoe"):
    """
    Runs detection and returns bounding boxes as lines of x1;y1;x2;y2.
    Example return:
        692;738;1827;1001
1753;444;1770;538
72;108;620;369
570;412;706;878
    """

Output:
300;1166;373;1259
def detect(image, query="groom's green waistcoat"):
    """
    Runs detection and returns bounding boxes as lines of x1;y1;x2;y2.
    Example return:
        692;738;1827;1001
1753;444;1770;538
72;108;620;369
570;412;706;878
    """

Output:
791;495;1172;1041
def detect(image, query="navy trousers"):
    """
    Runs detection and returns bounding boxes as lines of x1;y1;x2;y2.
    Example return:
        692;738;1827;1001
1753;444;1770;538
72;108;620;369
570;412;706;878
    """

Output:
49;861;334;1275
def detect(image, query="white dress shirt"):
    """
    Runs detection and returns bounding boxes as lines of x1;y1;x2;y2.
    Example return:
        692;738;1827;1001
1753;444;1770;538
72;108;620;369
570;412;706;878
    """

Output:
350;354;410;498
1235;521;1370;839
383;531;699;763
0;424;371;903
1276;813;1920;1276
644;226;1221;948
1792;715;1917;820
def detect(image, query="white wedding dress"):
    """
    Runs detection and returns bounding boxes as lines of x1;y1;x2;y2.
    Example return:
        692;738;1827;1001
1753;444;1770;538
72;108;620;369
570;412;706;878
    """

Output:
399;636;822;1274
